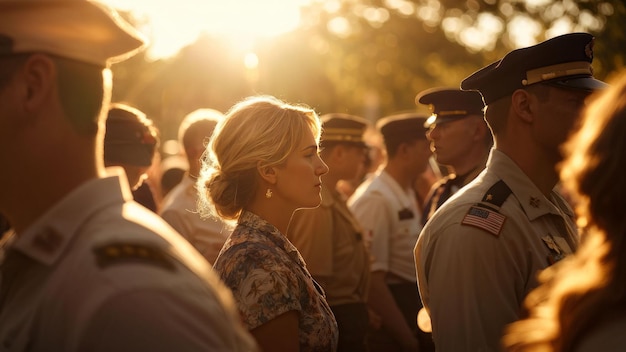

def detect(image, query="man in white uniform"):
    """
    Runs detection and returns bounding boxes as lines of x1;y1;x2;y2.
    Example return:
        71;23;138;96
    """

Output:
0;1;257;351
349;113;433;352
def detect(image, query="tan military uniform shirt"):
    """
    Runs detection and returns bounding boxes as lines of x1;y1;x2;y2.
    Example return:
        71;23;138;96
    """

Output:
415;150;578;352
0;170;257;352
288;185;370;306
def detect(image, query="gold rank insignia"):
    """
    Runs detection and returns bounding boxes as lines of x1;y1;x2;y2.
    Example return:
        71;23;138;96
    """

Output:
529;196;541;208
93;243;176;271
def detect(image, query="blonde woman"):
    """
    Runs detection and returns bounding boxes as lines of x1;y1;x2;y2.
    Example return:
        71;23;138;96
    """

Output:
503;71;626;351
198;95;338;351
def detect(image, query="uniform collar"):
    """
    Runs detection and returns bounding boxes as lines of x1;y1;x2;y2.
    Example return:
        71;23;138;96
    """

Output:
378;169;416;208
12;168;132;266
487;150;574;220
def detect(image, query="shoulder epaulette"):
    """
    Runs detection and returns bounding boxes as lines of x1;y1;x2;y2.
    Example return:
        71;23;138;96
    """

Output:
480;179;511;208
461;180;512;236
93;243;176;271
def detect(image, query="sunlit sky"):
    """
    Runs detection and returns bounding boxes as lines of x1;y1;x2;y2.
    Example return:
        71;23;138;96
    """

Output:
103;0;312;60
102;0;603;61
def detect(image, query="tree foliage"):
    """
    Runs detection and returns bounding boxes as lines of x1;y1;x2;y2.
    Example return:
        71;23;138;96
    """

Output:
111;0;626;141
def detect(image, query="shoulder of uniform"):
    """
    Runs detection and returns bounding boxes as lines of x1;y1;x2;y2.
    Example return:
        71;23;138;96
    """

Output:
460;180;512;237
93;242;176;271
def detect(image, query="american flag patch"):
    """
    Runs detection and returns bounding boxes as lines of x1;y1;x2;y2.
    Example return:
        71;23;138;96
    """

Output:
462;206;506;236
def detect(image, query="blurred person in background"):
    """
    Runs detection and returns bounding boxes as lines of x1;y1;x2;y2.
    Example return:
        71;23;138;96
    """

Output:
416;87;491;225
104;103;159;212
159;154;188;198
336;125;385;199
349;113;434;352
288;113;373;352
197;95;338;351
160;108;231;264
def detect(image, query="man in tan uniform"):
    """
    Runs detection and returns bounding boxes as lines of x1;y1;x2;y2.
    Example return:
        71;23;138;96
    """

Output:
289;113;372;352
415;32;608;352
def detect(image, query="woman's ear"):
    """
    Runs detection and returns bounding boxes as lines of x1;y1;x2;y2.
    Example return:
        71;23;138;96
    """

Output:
257;161;277;185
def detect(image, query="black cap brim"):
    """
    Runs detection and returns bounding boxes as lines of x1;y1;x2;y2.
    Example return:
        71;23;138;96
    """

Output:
550;77;608;91
424;114;472;128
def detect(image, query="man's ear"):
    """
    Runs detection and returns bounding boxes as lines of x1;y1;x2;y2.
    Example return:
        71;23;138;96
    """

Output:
257;161;277;185
22;54;56;114
470;116;487;141
511;89;534;123
396;141;410;156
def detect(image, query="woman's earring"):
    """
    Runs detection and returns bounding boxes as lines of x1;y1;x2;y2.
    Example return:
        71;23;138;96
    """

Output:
265;188;273;199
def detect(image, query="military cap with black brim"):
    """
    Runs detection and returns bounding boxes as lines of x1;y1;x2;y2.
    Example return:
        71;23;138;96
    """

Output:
376;112;429;143
416;87;485;127
461;32;608;105
321;113;370;148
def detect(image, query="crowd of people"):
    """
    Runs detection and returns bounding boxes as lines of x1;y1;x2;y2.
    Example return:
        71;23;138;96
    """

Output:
0;1;625;352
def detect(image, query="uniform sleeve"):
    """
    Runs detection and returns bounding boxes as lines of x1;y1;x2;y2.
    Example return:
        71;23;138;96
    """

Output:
349;192;393;272
417;218;530;352
78;288;258;352
160;208;191;240
288;207;334;278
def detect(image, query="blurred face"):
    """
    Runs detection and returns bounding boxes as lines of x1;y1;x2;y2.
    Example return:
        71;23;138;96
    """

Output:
274;128;329;210
532;85;591;162
333;143;369;181
0;54;44;210
427;115;481;167
406;138;433;176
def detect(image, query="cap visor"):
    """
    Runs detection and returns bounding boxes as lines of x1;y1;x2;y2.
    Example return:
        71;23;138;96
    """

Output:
424;114;469;127
550;77;609;91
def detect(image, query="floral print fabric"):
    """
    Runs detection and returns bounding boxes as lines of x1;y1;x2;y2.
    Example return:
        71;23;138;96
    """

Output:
213;211;338;352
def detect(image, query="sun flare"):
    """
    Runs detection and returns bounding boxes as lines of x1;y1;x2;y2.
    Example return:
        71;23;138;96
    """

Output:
103;0;311;60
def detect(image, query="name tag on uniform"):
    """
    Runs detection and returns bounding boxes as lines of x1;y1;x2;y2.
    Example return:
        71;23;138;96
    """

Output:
398;208;414;220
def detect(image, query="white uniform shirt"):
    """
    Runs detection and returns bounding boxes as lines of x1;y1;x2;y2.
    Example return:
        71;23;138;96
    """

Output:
0;169;257;352
160;176;231;264
349;170;422;282
415;150;579;352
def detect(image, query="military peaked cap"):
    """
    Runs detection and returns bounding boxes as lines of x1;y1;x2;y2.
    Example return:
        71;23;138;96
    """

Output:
376;112;429;143
416;87;485;127
461;32;607;104
321;113;370;148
